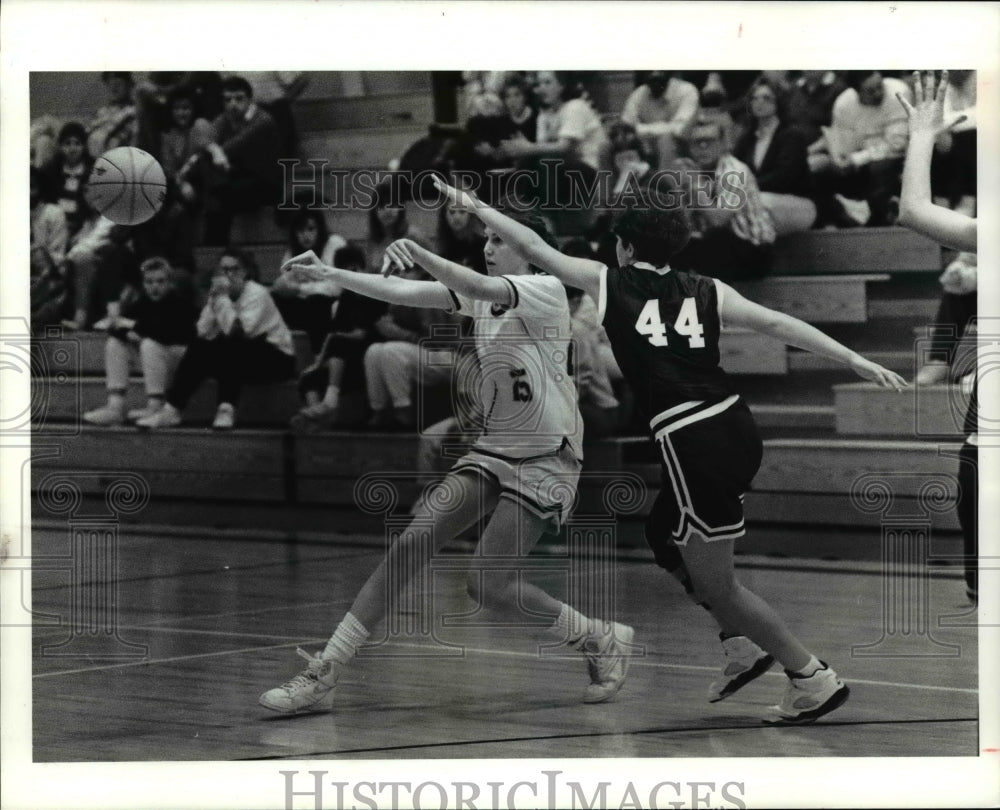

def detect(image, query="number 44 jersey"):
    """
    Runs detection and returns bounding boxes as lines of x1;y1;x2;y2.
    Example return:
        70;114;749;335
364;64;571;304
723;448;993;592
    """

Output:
448;274;584;460
598;264;735;419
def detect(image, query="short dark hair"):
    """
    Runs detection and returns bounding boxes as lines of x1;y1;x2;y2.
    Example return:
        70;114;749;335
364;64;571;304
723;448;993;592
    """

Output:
287;208;331;255
220;246;258;280
221;75;253;98
845;70;882;91
611;194;692;264
58;121;88;145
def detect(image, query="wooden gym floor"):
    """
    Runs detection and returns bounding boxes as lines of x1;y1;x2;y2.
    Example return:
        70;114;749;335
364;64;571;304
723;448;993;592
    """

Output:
29;526;978;762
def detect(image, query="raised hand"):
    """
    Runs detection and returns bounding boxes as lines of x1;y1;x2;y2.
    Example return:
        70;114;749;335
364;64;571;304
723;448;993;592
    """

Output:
897;70;966;138
432;175;478;211
849;355;908;392
381;239;417;277
281;249;331;283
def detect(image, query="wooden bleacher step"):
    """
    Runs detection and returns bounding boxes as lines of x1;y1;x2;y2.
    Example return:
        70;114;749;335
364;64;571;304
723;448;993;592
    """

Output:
734;274;889;324
769;226;942;275
833;382;969;438
719;329;787;374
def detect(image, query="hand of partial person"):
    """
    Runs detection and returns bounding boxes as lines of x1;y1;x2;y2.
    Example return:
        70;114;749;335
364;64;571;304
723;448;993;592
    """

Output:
939;258;977;295
209;275;231;297
381;239;418;277
849;355;908;391
281;250;329;283
897;70;967;138
432;174;478;210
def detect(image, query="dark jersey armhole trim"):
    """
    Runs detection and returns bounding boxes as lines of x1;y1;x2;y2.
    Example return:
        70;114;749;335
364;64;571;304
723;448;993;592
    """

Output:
501;276;520;309
447;288;462;313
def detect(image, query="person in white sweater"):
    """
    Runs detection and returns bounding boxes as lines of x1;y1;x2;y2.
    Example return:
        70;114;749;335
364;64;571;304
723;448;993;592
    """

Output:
137;248;296;430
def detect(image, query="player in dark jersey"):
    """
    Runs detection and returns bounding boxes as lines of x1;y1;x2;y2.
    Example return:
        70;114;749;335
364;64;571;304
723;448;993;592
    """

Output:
435;176;907;724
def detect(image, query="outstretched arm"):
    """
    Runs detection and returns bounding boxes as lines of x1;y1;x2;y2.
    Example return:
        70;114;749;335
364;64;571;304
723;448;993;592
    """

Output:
282;251;452;310
897;70;977;252
433;176;605;301
718;281;907;391
382;239;512;305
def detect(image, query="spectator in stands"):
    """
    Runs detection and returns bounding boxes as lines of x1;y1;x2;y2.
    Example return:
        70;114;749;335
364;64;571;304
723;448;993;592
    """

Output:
671;119;776;281
811;70;913;227
696;81;739;154
87;72;138;157
436;203;487;275
365;181;433;273
363;265;458;431
786;71;848;160
82;257;198;426
733;77;817;235
607;122;655;198
137;248;296;431
497;71;608;210
620;71;700;168
201;75;283;245
501;74;537;142
31;115;61;169
241;71;310;158
40;122;95;239
290;244;388;431
30;167;72;335
451;92;520;181
270;208;348;353
132;86;216;272
930;69;976;218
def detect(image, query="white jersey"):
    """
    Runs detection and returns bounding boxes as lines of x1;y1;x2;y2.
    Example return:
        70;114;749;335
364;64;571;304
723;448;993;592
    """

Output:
447;273;583;460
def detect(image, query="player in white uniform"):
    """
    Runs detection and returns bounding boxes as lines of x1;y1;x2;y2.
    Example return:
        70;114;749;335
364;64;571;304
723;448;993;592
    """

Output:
259;210;633;714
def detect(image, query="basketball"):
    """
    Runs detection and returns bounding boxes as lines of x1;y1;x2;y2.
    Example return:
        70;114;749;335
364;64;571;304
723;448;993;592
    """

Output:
84;146;168;226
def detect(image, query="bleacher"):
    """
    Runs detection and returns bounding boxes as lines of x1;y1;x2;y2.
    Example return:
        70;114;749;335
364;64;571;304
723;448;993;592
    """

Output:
31;221;967;560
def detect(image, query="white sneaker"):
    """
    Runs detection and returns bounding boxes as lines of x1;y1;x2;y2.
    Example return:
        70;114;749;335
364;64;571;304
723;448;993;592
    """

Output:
259;647;339;714
708;635;775;703
127;401;163;422
212;403;236;431
83;403;125;426
136;403;182;429
581;622;635;704
764;662;850;724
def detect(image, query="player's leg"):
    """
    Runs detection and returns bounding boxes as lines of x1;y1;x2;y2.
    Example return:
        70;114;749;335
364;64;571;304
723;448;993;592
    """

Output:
468;487;633;704
678;534;849;723
259;469;494;714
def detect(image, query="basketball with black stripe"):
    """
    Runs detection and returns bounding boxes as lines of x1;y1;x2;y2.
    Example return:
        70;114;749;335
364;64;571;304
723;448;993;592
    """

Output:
84;146;167;226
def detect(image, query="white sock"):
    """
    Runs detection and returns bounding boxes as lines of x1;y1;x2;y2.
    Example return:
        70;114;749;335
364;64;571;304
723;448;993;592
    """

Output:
551;603;596;649
107;391;125;410
322;384;340;409
323;611;369;664
793;655;823;678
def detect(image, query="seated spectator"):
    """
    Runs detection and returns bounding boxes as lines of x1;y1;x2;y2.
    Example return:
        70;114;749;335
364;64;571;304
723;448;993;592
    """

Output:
60;202;141;330
497;71;609;210
671;119;776;281
696;82;738;154
133;85;216;271
40;122;95;239
930;69;976;218
811;70;913;227
786;70;848;158
620;71;700;167
201;75;283;245
30;167;72;335
436;203;486;274
733;77;817;235
82;257;198;426
137;248;296;431
607;122;655;198
87;72;137;157
31;115;61;169
501;74;537;142
241;71;310;157
363;265;458;431
270;209;348;353
290;245;388;431
450;92;520;181
364;181;433;273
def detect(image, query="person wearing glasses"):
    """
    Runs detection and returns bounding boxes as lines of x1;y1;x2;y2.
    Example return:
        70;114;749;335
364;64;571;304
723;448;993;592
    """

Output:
137;247;296;431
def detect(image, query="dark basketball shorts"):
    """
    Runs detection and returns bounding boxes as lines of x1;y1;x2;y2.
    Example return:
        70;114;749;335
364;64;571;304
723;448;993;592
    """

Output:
644;395;763;561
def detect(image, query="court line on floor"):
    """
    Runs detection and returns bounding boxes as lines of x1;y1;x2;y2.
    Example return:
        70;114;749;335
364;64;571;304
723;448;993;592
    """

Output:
238;717;979;761
31;630;980;695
